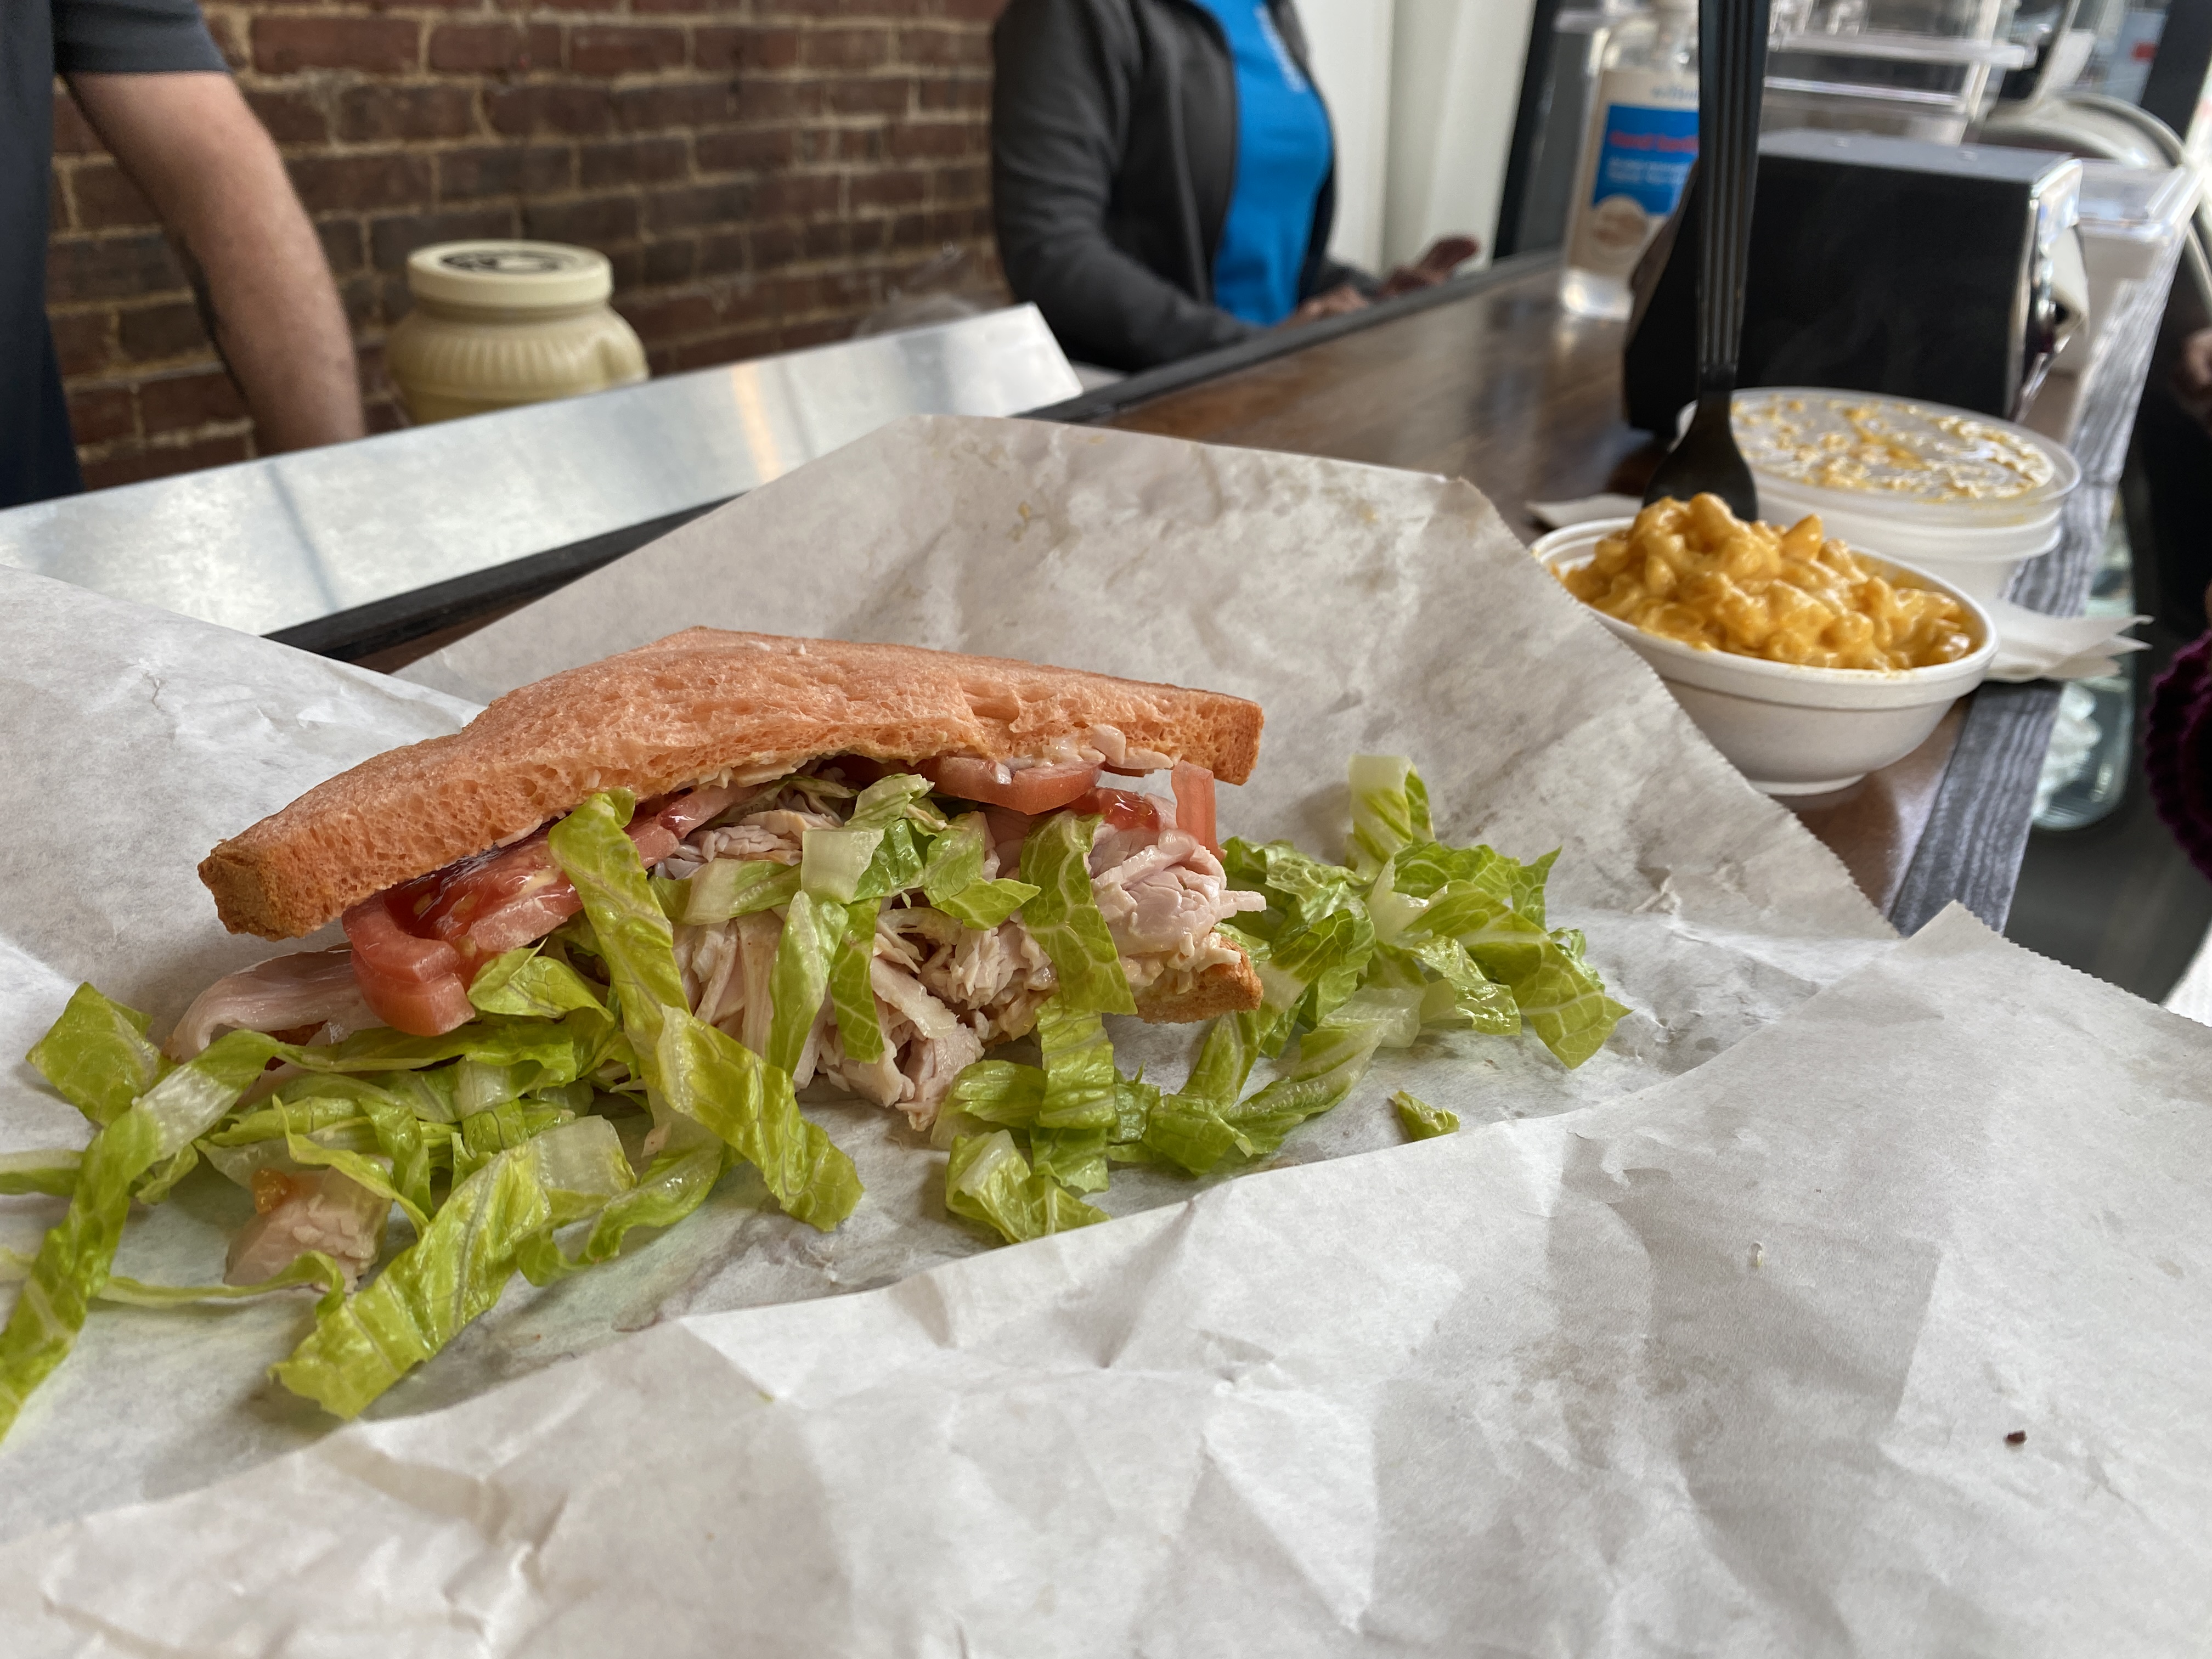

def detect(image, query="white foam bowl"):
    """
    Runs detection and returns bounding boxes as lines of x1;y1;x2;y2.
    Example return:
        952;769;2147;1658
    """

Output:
1532;519;1998;795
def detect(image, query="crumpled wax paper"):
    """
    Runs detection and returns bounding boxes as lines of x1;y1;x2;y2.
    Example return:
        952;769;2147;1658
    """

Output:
0;414;1893;1544
6;907;2207;1657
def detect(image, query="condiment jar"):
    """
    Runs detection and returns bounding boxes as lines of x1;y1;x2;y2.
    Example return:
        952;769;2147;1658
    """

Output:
385;241;647;425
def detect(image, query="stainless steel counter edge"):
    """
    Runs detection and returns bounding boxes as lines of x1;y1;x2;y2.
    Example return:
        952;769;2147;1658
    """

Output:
0;304;1080;642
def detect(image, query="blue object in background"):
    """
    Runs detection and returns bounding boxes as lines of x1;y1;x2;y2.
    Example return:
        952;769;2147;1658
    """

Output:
1194;1;1335;326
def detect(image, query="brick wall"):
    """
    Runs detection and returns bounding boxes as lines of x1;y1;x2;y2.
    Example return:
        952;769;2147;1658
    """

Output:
46;0;1007;492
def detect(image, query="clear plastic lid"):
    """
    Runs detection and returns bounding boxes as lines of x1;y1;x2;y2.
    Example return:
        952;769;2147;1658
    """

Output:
1722;388;2079;523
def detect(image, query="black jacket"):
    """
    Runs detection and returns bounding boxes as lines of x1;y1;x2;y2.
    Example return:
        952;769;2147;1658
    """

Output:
991;0;1369;371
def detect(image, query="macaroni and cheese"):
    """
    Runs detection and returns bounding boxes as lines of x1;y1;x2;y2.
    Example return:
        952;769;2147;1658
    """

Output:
1559;494;1978;672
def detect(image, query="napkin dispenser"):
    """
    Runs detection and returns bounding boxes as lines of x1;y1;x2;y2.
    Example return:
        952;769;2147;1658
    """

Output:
1623;131;2083;430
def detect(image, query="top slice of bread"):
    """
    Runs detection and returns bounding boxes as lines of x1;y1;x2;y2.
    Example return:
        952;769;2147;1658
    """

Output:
202;629;1265;939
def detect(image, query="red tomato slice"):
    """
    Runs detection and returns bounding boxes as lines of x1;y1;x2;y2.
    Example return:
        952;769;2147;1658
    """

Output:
920;757;1098;814
392;785;735;974
342;896;475;1036
1074;787;1169;836
1172;761;1218;854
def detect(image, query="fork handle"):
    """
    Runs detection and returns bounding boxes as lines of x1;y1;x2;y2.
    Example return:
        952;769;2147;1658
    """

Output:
1696;0;1773;394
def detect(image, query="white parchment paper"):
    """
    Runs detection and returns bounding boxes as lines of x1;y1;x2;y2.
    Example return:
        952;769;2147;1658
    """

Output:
1;416;1901;1545
7;907;2208;1656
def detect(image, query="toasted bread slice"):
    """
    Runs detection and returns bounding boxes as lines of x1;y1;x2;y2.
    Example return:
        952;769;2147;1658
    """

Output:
202;630;1263;942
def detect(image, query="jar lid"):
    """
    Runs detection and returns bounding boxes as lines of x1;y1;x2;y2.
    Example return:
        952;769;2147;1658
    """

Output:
405;241;612;310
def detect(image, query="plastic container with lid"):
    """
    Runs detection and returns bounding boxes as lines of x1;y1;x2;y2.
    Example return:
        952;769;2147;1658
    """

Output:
385;241;648;426
1681;388;2081;601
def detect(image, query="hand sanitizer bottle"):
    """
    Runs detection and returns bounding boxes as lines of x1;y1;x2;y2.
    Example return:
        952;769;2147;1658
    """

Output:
1561;0;1700;321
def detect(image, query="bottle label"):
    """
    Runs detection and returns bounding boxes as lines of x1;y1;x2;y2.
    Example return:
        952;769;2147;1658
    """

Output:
1566;72;1698;281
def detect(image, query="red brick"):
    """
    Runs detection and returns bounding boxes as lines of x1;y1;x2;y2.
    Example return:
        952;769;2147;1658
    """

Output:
336;84;478;143
117;301;210;364
244;89;331;145
47;234;189;304
370;207;522;272
614;81;742;131
617;293;721;341
252;16;419;75
642;238;698;284
427;22;558;74
571;25;686;76
641;181;753;235
698;229;752;273
802;28;890;69
938;0;1012;19
579;136;689;189
917;73;991;113
80;433;252;494
749;172;842;219
522;194;640;246
438;144;573;200
695;126;795;173
140;369;248;435
694;26;800;71
203;9;249;70
634;0;711;12
71;163;158;232
897;27;986;66
288;153;434;215
52;93;100;155
779;318;850;351
746;222;800;266
820;76;909;118
318;218;366;276
338;273;380;330
887;120;978;160
486;82;613;137
68;385;136;447
825;127;884;162
850;168;927;212
664;326;778;373
48;309;112;377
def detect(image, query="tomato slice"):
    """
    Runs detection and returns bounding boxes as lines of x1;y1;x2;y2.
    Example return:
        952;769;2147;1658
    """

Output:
1172;761;1218;854
1074;787;1169;836
919;757;1098;814
342;896;474;1036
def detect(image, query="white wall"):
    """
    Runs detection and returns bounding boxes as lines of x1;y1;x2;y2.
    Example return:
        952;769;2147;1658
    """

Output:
1382;0;1541;269
1299;0;1397;270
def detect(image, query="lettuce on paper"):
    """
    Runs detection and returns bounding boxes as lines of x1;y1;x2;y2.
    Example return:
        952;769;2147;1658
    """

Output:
941;753;1630;1235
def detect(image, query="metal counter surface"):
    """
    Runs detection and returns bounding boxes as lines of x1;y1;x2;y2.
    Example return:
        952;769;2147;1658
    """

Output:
0;304;1079;654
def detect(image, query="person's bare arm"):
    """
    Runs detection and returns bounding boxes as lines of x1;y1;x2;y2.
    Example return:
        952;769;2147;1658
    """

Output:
68;72;364;451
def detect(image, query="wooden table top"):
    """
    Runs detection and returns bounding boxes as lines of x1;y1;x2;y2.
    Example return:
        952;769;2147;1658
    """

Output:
1065;257;1965;922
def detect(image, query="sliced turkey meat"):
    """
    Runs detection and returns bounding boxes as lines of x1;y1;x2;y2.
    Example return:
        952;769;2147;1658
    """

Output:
166;949;381;1061
224;1166;390;1288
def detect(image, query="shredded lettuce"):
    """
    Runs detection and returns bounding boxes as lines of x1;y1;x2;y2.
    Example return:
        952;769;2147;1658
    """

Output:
1347;754;1433;878
467;948;609;1019
0;1149;81;1199
1393;1091;1459;1140
945;1131;1105;1243
550;792;859;1230
827;900;887;1063
0;1023;283;1440
520;1142;726;1284
666;857;800;924
919;812;1038;929
1018;812;1135;1016
26;983;167;1127
1;1246;348;1312
765;889;843;1074
272;1117;634;1418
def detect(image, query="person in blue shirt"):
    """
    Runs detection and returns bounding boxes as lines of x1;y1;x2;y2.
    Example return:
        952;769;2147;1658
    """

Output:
992;0;1477;371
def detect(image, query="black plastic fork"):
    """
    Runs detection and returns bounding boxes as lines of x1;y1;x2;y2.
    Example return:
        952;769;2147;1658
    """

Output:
1642;0;1773;521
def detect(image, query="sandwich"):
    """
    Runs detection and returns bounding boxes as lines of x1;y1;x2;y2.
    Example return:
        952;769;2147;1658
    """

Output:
183;628;1265;1126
